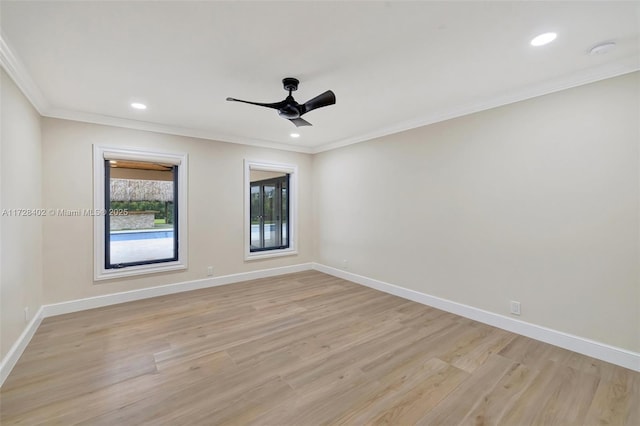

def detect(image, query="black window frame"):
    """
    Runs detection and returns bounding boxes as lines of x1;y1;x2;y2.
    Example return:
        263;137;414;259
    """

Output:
249;174;290;253
104;160;179;269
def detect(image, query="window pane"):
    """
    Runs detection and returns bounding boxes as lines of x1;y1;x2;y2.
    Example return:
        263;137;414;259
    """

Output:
248;172;289;252
250;185;261;250
262;184;276;248
281;183;288;246
106;160;177;267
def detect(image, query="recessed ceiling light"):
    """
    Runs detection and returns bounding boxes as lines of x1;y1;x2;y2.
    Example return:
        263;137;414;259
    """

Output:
589;41;616;56
290;133;300;138
130;102;147;110
530;32;557;47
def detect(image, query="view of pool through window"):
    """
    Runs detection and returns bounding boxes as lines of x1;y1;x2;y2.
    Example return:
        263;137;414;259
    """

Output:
106;159;178;268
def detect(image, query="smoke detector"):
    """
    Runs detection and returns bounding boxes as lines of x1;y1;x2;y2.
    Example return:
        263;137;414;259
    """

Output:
588;41;616;56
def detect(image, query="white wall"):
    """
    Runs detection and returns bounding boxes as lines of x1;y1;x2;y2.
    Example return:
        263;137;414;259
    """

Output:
313;72;639;352
0;69;43;360
41;119;313;303
1;67;637;367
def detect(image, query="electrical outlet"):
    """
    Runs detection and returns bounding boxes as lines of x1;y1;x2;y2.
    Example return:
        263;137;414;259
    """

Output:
342;259;349;270
24;307;29;323
207;266;214;276
510;301;521;316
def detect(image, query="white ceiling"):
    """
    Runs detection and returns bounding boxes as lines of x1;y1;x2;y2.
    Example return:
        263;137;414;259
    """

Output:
1;1;638;153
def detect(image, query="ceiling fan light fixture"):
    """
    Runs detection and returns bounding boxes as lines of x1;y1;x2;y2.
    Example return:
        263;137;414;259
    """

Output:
530;32;557;47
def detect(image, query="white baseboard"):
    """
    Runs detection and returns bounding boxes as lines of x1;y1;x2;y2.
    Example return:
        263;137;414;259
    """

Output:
3;261;637;388
312;263;640;372
0;263;313;387
43;263;313;317
0;306;44;386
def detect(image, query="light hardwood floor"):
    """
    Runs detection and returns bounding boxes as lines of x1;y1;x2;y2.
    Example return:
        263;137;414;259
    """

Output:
1;271;638;425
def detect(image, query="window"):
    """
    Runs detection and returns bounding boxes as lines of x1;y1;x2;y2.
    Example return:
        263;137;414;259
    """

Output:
94;146;188;280
105;160;178;267
250;174;289;251
245;160;297;260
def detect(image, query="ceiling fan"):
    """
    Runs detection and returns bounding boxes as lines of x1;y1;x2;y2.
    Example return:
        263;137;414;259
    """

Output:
226;78;336;127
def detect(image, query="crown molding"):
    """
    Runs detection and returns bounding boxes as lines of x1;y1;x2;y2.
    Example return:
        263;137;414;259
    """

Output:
312;58;640;154
45;108;314;154
0;32;49;114
2;28;637;155
0;31;312;154
43;61;639;156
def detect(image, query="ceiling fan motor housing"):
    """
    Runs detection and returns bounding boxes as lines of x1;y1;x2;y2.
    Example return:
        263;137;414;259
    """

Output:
282;77;299;92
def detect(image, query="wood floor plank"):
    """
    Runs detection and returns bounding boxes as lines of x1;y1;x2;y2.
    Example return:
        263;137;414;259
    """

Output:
1;352;158;419
282;324;418;391
335;357;469;425
359;319;464;378
627;373;640;425
416;353;516;425
81;359;284;424
498;360;570;425
1;271;638;425
499;334;574;369
251;370;381;425
536;365;600;425
450;327;516;373
2;351;235;425
458;362;540;425
584;370;639;426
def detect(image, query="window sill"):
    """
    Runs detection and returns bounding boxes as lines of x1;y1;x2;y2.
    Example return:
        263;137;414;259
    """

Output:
245;248;298;261
94;260;186;281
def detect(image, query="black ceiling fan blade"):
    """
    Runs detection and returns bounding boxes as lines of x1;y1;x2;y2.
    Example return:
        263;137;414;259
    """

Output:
289;118;312;127
301;90;336;115
226;97;285;110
